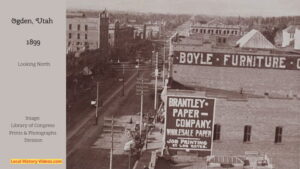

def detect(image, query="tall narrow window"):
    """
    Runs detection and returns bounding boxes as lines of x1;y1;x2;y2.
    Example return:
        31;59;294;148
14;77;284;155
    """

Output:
213;124;221;141
243;125;251;142
223;38;226;43
77;24;80;31
77;33;80;39
69;33;72;39
85;25;88;31
85;34;88;39
275;126;283;143
69;24;72;30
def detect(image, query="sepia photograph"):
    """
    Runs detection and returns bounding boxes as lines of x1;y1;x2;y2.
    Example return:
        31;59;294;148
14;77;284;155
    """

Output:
65;0;300;169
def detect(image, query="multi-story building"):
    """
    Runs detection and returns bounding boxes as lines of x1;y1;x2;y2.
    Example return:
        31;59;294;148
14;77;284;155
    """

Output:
66;10;109;54
160;31;300;169
127;22;162;40
187;19;248;49
145;24;161;39
127;24;146;39
190;19;245;37
282;25;300;49
66;13;99;52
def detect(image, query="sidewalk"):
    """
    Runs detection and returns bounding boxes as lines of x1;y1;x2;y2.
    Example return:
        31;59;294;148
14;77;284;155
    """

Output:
134;122;164;169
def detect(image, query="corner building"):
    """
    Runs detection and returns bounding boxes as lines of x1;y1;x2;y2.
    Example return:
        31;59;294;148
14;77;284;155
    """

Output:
164;33;300;168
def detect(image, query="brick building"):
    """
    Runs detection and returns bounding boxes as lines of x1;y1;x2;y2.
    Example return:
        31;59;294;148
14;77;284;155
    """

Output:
170;34;300;97
162;89;300;169
160;29;300;168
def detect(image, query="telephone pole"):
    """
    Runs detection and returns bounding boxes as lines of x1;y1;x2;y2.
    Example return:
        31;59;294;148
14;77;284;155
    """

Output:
154;52;158;110
122;64;125;96
162;45;165;86
110;116;114;169
95;81;99;125
140;74;144;136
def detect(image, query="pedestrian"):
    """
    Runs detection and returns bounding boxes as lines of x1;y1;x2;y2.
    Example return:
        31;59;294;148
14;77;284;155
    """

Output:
160;128;163;134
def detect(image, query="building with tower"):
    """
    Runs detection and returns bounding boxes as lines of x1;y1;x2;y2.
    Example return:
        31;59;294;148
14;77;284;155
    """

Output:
99;9;109;58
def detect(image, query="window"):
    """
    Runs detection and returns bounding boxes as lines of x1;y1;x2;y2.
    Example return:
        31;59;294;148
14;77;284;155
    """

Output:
223;38;226;43
213;124;221;140
77;24;80;31
69;33;72;39
69;24;72;30
77;33;80;39
275;126;283;143
244;125;251;142
85;25;88;31
85;34;88;39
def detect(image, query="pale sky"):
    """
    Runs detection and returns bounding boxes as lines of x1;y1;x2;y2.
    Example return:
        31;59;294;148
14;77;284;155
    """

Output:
66;0;300;16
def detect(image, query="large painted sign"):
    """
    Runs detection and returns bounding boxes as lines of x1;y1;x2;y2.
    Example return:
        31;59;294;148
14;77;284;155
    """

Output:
173;51;300;70
165;95;215;154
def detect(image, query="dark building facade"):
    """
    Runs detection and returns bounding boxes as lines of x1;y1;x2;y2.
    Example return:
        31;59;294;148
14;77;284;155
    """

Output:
100;9;109;58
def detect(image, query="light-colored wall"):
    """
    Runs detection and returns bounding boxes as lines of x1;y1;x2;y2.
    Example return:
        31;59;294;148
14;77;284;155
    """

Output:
295;28;300;50
212;98;300;169
66;17;99;52
282;30;292;47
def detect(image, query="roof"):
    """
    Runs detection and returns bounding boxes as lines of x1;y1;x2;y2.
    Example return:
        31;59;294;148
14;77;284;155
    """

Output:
284;25;300;33
236;29;275;49
207;18;225;26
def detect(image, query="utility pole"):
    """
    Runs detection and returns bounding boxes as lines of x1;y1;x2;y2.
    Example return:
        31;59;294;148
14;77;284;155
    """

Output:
140;74;144;136
136;58;140;77
128;148;132;169
162;45;165;86
110;116;114;169
122;63;125;96
95;81;99;125
154;52;158;110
